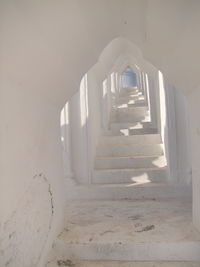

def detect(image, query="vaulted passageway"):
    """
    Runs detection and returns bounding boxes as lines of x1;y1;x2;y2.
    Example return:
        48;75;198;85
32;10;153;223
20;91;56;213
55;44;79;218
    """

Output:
2;2;200;266
60;38;192;193
45;38;198;266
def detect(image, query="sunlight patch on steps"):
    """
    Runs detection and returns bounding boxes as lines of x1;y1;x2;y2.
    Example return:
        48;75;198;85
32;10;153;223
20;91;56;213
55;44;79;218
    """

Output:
125;173;151;186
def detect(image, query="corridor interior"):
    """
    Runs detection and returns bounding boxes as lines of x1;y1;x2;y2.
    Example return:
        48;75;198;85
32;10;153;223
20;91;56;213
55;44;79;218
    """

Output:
46;54;199;266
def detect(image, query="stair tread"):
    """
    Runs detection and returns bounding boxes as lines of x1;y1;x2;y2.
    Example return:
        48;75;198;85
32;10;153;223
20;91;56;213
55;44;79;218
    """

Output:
51;199;200;264
111;118;151;123
99;143;163;147
76;181;168;187
47;260;200;267
99;144;162;147
102;133;160;138
94;166;167;171
115;105;148;109
96;155;164;159
60;199;199;243
100;142;162;146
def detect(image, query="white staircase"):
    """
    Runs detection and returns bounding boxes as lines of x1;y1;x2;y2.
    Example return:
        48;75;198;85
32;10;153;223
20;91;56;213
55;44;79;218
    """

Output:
46;87;197;267
92;86;167;185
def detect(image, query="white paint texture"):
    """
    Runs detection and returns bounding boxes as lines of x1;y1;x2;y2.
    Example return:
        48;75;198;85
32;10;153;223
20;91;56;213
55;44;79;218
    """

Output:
0;0;199;266
0;174;54;267
188;87;200;233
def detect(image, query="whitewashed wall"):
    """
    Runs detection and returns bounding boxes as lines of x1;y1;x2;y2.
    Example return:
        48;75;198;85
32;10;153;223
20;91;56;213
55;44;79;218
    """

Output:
188;87;200;231
174;89;192;184
1;1;200;265
69;70;103;184
70;86;90;184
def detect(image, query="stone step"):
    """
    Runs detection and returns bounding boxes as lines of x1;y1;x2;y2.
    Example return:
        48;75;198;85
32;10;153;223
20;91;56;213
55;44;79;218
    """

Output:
118;93;145;102
110;128;157;136
119;90;142;97
47;260;200;267
96;143;164;157
64;180;192;201
110;122;155;136
117;100;148;108
92;166;167;184
110;116;150;125
50;199;199;262
121;86;139;93
109;121;157;135
119;86;139;92
128;100;148;107
115;106;149;114
129;128;157;135
95;155;166;170
111;106;149;123
111;121;157;135
49;241;200;263
100;134;162;146
117;95;145;105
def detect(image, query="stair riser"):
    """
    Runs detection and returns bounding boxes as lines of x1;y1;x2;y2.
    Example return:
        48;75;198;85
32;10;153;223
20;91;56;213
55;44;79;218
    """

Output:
109;121;156;135
65;182;192;201
112;107;148;121
93;168;167;184
110;128;157;136
95;156;166;169
128;128;157;135
110;121;153;132
120;87;138;93
117;96;145;105
97;144;163;157
111;114;148;123
115;106;148;114
117;101;148;108
100;134;162;146
119;93;142;99
127;101;148;107
53;241;200;262
119;90;140;97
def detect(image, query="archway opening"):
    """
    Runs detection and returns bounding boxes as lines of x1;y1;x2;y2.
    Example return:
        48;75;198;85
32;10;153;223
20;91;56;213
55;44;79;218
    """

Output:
121;66;138;88
55;37;197;266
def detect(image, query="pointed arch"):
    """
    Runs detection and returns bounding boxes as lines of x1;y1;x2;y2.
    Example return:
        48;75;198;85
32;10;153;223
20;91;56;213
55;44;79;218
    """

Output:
121;66;137;88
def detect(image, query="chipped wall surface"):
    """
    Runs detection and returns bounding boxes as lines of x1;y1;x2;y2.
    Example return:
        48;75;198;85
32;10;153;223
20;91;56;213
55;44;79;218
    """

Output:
0;175;54;267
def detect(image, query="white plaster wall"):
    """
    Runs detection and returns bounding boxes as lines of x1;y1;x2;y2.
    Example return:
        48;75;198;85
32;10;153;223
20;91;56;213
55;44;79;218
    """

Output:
86;69;102;180
161;78;177;183
158;76;191;185
144;0;200;93
174;89;192;184
188;88;200;231
0;89;65;267
69;69;103;185
60;103;73;178
70;89;89;184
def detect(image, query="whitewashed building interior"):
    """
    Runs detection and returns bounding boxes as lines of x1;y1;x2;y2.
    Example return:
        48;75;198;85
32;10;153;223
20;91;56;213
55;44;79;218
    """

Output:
1;1;200;267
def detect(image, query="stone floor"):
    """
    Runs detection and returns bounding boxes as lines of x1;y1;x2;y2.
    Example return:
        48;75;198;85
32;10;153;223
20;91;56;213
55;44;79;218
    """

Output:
46;260;200;267
61;199;199;244
47;199;200;264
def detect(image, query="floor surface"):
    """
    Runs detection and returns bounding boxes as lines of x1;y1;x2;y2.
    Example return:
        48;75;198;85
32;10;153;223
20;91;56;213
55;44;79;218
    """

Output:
47;260;200;267
60;199;199;244
46;199;200;265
